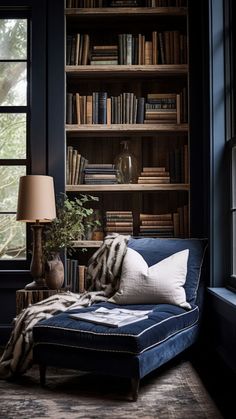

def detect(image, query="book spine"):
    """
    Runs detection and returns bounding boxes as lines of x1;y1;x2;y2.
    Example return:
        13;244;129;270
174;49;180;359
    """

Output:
78;265;86;293
98;92;107;124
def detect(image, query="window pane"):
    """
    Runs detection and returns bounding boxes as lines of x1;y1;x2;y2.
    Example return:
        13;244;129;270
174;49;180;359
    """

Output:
0;62;27;106
0;166;26;212
0;214;26;260
0;114;26;159
0;19;27;60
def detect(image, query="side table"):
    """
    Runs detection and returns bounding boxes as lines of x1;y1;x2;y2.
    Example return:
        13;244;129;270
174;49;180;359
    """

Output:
16;289;66;315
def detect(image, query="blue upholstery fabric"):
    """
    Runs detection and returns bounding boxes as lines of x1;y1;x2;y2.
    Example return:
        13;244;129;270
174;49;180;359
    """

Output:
33;324;199;380
33;301;199;355
128;238;207;305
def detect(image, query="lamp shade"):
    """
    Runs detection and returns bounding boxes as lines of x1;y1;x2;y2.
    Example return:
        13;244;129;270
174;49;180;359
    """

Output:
16;175;56;222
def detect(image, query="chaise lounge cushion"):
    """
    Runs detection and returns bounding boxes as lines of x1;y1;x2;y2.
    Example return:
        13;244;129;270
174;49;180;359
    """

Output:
126;238;207;305
33;301;199;356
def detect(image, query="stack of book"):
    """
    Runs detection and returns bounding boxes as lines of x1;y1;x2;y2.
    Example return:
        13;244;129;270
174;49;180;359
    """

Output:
66;146;88;185
137;166;170;184
145;93;180;124
66;260;87;293
90;45;118;65
84;164;118;184
104;211;134;234
139;213;174;237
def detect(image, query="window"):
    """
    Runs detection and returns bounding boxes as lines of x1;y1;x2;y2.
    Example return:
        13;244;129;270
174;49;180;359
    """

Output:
0;15;29;266
226;1;236;289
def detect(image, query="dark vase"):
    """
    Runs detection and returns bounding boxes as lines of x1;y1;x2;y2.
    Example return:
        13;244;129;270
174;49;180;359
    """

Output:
45;252;64;289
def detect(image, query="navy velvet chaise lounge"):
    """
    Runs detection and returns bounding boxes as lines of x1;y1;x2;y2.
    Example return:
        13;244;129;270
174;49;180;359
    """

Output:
33;237;207;401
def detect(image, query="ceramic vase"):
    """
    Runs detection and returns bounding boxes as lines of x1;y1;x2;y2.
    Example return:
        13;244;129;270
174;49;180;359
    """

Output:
45;252;64;289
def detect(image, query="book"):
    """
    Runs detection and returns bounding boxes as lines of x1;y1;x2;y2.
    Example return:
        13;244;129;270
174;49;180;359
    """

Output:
140;213;172;221
78;265;86;293
70;307;152;328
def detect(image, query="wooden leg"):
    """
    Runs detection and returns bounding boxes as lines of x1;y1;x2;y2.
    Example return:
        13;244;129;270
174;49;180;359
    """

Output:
39;364;46;387
131;377;140;402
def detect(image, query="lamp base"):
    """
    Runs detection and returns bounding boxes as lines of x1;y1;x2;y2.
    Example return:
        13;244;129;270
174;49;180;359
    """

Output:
25;278;47;290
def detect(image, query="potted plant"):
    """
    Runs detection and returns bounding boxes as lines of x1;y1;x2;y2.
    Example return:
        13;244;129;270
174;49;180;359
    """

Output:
43;193;100;289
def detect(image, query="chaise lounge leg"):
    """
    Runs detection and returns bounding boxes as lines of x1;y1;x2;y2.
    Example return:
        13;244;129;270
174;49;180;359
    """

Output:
39;364;47;387
131;377;140;402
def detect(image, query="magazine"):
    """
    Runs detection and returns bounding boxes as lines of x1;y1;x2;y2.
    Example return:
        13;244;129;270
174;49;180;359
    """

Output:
69;307;152;328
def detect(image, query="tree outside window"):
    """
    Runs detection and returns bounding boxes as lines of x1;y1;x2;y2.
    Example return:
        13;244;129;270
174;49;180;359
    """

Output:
0;18;28;261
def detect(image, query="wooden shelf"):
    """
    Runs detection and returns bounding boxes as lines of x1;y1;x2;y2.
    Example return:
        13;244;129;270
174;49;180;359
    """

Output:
66;184;189;192
65;7;187;18
66;64;188;78
66;123;188;137
71;240;103;248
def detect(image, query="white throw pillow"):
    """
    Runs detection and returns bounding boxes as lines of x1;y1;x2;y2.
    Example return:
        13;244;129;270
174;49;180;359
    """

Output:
109;248;191;309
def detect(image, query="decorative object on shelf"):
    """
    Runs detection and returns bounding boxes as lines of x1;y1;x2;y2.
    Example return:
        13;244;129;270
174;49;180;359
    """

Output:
16;175;56;290
92;230;104;241
45;252;65;290
114;140;138;183
43;194;99;289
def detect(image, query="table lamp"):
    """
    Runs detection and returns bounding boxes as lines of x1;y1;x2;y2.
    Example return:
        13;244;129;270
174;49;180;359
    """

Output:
16;175;56;290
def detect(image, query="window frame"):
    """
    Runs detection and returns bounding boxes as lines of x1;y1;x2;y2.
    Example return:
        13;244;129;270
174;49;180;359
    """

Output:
0;11;31;270
225;0;236;290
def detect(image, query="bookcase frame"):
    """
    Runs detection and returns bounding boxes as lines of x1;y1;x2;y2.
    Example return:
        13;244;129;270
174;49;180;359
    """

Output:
65;4;190;248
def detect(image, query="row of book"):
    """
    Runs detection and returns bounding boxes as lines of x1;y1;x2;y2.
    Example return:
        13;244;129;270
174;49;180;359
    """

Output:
104;211;134;234
66;31;187;66
66;146;88;185
66;91;186;125
65;259;87;293
137;166;170;184
169;144;188;184
146;0;187;5
66;0;187;8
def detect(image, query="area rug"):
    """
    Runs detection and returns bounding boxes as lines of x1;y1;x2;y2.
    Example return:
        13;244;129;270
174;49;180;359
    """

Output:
0;358;223;419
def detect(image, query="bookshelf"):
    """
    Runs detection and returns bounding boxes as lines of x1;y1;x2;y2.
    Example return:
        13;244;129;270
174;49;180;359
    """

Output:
67;184;189;192
65;1;189;254
71;240;103;248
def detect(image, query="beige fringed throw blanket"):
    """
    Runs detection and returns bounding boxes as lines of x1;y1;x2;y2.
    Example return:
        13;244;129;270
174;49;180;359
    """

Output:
0;234;130;379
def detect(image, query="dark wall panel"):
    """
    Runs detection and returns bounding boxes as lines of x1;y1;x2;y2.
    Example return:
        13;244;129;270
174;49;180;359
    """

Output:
0;0;65;344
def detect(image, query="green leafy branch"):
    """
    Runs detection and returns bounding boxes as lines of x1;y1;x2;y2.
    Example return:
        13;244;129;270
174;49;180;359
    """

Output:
43;194;100;259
